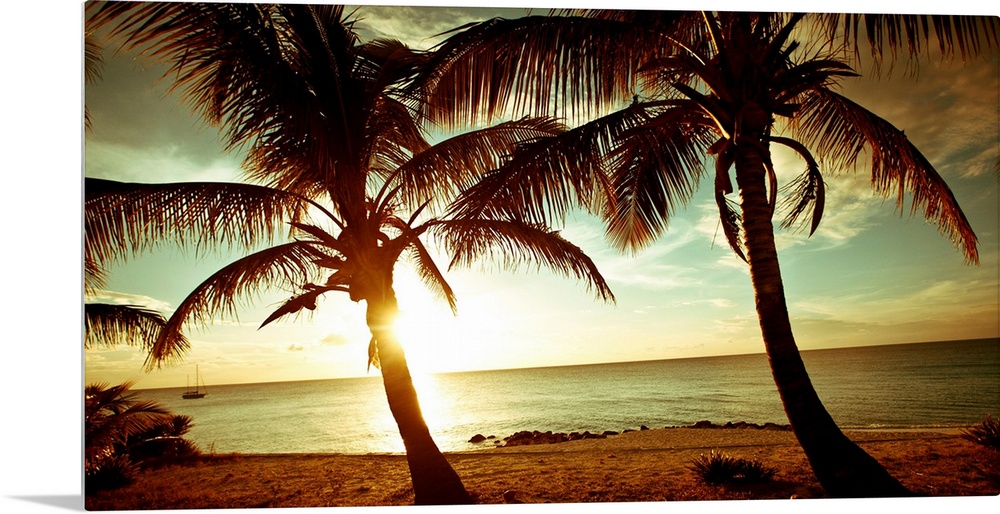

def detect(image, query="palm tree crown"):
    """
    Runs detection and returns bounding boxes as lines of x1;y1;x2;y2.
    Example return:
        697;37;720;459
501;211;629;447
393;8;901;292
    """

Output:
421;11;983;264
414;9;994;497
86;2;613;504
87;3;612;365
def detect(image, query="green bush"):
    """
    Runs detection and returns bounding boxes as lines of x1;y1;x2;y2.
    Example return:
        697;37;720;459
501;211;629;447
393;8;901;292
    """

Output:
961;415;1000;452
689;450;777;485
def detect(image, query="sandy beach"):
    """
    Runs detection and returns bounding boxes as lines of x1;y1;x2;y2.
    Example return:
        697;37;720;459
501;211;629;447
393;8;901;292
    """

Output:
84;427;998;510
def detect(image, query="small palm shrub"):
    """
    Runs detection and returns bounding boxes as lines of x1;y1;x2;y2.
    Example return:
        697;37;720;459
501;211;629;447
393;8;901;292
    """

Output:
961;415;1000;452
85;382;201;492
689;451;778;485
85;454;137;493
127;414;201;468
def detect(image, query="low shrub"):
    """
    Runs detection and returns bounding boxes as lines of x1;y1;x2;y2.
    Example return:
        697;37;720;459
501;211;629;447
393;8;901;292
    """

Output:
961;415;1000;452
689;451;777;485
86;382;202;492
130;436;202;469
85;454;138;494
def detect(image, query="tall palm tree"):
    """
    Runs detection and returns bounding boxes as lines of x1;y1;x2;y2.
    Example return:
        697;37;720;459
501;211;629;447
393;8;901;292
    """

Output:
418;10;992;497
85;2;613;504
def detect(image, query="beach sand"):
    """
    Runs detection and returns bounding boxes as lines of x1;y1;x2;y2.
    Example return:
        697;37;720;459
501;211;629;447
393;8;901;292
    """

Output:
84;428;998;510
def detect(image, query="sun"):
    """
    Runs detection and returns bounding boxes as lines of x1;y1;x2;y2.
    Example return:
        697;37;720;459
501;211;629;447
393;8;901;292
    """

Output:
393;296;465;375
390;269;508;376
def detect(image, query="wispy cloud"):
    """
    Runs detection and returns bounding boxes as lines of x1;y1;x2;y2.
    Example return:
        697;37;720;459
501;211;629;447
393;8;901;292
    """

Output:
86;57;245;184
86;140;243;184
570;215;714;291
841;56;1000;180
792;276;998;329
87;289;173;313
320;333;351;346
354;6;528;50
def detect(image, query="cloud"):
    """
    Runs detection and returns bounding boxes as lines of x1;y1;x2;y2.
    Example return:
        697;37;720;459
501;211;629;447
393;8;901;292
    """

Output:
662;298;737;309
713;314;758;334
86;140;243;183
606;264;699;290
840;55;999;180
589;217;711;291
791;276;999;332
354;6;528;50
288;344;305;352
86;57;245;184
320;333;351;346
87;289;173;313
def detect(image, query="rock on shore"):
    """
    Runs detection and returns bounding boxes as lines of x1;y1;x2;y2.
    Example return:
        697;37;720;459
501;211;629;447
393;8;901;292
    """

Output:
469;421;791;447
686;420;790;431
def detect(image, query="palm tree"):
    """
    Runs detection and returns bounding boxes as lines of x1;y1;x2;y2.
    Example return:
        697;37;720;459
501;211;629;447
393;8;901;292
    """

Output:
417;10;993;497
85;2;613;504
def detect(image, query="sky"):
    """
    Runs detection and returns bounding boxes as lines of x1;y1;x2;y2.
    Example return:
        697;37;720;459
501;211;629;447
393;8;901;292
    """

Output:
80;2;1000;390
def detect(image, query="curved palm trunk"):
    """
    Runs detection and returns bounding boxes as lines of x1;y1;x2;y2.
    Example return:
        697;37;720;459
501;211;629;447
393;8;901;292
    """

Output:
734;144;911;497
365;290;472;505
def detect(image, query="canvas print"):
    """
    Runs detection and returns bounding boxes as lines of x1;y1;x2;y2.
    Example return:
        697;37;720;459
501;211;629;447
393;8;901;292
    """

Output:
83;1;999;510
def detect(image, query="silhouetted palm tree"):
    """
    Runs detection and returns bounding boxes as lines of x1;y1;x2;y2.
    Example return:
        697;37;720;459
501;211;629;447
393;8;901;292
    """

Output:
85;3;613;504
419;10;993;497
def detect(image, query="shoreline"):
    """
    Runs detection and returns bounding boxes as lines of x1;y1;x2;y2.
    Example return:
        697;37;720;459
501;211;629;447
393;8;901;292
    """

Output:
199;425;967;457
85;427;998;509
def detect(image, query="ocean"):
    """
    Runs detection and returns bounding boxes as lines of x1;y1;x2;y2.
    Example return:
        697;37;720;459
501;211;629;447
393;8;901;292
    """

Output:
136;338;999;455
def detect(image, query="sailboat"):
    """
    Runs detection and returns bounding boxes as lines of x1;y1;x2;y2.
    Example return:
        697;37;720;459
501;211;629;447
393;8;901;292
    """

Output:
182;365;207;399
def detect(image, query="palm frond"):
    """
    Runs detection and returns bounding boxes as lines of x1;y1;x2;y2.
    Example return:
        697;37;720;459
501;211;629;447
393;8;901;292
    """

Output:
364;94;431;182
714;189;746;261
450;104;653;226
770;59;859;108
145;241;323;369
85;255;107;294
405;237;458;314
367;337;380;372
770;136;826;236
392;117;566;212
85;381;173;450
259;284;348;329
89;3;374;209
797;89;978;263
85;179;306;267
712;150;746;261
816;13;1000;71
436;218;615;302
84;35;105;131
605;106;714;253
419;14;662;127
84;35;105;84
84;303;180;352
289;222;345;253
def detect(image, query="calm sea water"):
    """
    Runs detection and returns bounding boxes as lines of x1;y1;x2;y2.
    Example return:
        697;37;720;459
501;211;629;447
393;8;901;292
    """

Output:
136;339;999;454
